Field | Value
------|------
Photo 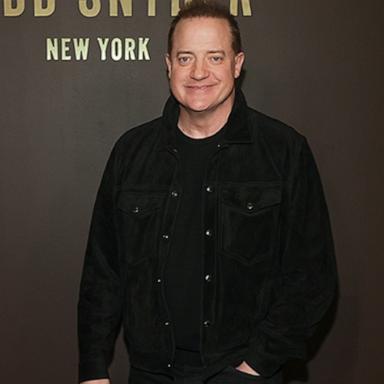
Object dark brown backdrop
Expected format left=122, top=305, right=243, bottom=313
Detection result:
left=1, top=1, right=383, bottom=383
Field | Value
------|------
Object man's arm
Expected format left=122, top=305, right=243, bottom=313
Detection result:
left=77, top=144, right=123, bottom=383
left=243, top=136, right=338, bottom=377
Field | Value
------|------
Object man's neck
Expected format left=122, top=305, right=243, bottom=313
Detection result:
left=177, top=91, right=235, bottom=139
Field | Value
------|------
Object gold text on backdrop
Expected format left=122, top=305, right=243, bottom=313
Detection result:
left=3, top=0, right=252, bottom=17
left=3, top=0, right=55, bottom=16
left=46, top=37, right=150, bottom=61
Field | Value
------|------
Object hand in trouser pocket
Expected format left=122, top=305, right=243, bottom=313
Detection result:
left=207, top=365, right=265, bottom=383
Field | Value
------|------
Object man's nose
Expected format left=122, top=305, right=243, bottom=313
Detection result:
left=190, top=59, right=209, bottom=80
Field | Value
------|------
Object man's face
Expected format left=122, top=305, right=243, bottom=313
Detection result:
left=166, top=17, right=244, bottom=115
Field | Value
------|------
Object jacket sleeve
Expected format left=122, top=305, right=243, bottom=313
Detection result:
left=77, top=143, right=123, bottom=382
left=244, top=136, right=338, bottom=377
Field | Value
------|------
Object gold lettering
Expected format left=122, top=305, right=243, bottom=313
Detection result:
left=61, top=38, right=72, bottom=60
left=78, top=0, right=101, bottom=17
left=147, top=0, right=155, bottom=17
left=73, top=38, right=90, bottom=60
left=111, top=38, right=123, bottom=60
left=230, top=0, right=252, bottom=16
left=138, top=37, right=150, bottom=60
left=97, top=37, right=109, bottom=61
left=46, top=38, right=58, bottom=60
left=125, top=38, right=136, bottom=60
left=110, top=0, right=132, bottom=16
left=34, top=0, right=55, bottom=17
left=3, top=0, right=25, bottom=16
left=5, top=0, right=254, bottom=19
left=171, top=0, right=178, bottom=16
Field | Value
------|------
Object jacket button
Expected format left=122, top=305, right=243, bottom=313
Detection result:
left=172, top=148, right=178, bottom=153
left=156, top=278, right=162, bottom=283
left=167, top=363, right=172, bottom=368
left=206, top=185, right=213, bottom=193
left=203, top=320, right=211, bottom=327
left=162, top=234, right=169, bottom=240
left=205, top=229, right=212, bottom=237
left=205, top=274, right=212, bottom=282
left=171, top=190, right=179, bottom=198
left=164, top=321, right=171, bottom=326
left=246, top=202, right=254, bottom=210
left=132, top=206, right=140, bottom=213
left=217, top=143, right=221, bottom=148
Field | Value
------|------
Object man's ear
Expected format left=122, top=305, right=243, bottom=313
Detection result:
left=234, top=51, right=245, bottom=79
left=165, top=53, right=172, bottom=79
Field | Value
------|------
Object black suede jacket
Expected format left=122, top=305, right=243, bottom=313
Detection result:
left=78, top=90, right=337, bottom=382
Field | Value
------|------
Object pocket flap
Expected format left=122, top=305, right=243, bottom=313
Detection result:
left=221, top=182, right=281, bottom=214
left=117, top=191, right=165, bottom=215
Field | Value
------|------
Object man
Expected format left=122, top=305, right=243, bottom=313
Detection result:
left=78, top=1, right=337, bottom=383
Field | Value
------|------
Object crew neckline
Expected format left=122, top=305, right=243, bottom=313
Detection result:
left=175, top=124, right=226, bottom=145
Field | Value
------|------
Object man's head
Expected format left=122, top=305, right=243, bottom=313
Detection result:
left=166, top=0, right=245, bottom=116
left=167, top=0, right=242, bottom=55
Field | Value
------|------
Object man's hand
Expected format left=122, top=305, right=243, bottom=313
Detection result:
left=234, top=361, right=261, bottom=376
left=80, top=380, right=110, bottom=384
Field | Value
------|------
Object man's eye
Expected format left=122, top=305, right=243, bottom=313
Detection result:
left=178, top=56, right=191, bottom=64
left=210, top=56, right=224, bottom=63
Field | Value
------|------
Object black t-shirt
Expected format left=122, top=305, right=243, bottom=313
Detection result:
left=164, top=123, right=226, bottom=371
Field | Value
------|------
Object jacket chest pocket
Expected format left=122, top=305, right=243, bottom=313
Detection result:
left=116, top=190, right=166, bottom=266
left=219, top=181, right=281, bottom=265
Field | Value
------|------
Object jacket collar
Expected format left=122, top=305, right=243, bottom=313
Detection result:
left=157, top=87, right=253, bottom=152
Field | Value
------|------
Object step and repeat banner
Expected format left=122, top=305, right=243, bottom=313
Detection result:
left=3, top=0, right=251, bottom=62
left=1, top=1, right=382, bottom=383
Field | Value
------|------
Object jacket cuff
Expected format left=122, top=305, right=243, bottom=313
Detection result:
left=79, top=359, right=109, bottom=383
left=243, top=332, right=306, bottom=378
left=243, top=341, right=282, bottom=377
left=243, top=349, right=282, bottom=378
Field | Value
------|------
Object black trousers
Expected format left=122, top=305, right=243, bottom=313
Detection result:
left=129, top=365, right=283, bottom=384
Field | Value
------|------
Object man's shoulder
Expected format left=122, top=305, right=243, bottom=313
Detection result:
left=246, top=106, right=305, bottom=147
left=113, top=116, right=163, bottom=151
left=245, top=106, right=308, bottom=174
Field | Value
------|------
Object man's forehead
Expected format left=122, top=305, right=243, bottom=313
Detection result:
left=173, top=17, right=231, bottom=38
left=172, top=17, right=232, bottom=48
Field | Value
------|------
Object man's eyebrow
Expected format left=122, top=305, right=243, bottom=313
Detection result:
left=176, top=51, right=194, bottom=55
left=175, top=50, right=226, bottom=55
left=207, top=50, right=225, bottom=55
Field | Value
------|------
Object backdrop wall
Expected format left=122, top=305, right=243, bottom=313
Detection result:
left=1, top=1, right=383, bottom=383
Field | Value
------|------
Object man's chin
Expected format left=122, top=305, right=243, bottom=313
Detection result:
left=185, top=104, right=212, bottom=113
left=181, top=98, right=230, bottom=114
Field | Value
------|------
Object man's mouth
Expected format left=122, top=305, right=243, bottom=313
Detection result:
left=185, top=84, right=216, bottom=91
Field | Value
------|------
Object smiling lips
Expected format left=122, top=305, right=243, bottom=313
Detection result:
left=185, top=84, right=217, bottom=91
